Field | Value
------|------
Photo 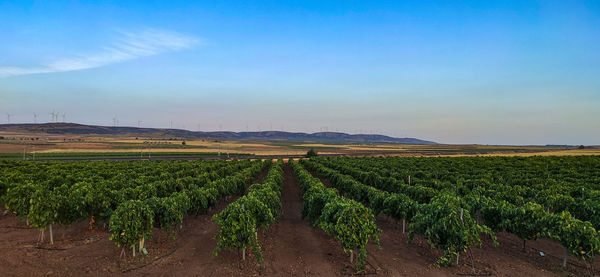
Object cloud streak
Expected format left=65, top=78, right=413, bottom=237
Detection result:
left=0, top=28, right=199, bottom=78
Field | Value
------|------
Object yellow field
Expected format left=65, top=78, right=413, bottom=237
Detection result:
left=35, top=148, right=248, bottom=154
left=1, top=132, right=597, bottom=157
left=291, top=143, right=346, bottom=148
left=455, top=149, right=600, bottom=157
left=22, top=144, right=600, bottom=157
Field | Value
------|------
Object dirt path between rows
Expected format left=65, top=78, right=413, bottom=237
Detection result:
left=2, top=163, right=598, bottom=276
left=257, top=163, right=345, bottom=276
left=0, top=166, right=272, bottom=277
left=136, top=162, right=349, bottom=276
left=307, top=166, right=599, bottom=277
left=132, top=165, right=274, bottom=276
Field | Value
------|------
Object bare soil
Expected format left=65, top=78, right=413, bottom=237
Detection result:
left=311, top=170, right=600, bottom=277
left=0, top=163, right=598, bottom=276
left=4, top=132, right=596, bottom=157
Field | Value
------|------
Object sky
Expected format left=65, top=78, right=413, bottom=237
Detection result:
left=1, top=0, right=599, bottom=145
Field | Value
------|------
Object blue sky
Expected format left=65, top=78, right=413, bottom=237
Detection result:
left=1, top=0, right=599, bottom=145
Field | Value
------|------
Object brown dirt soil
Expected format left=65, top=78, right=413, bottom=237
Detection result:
left=310, top=170, right=600, bottom=277
left=257, top=163, right=346, bottom=276
left=5, top=133, right=596, bottom=157
left=0, top=168, right=271, bottom=277
left=1, top=164, right=599, bottom=276
left=372, top=215, right=600, bottom=277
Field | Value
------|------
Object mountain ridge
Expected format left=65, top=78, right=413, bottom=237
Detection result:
left=0, top=123, right=437, bottom=144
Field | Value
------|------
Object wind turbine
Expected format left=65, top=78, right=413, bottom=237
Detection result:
left=113, top=117, right=119, bottom=127
left=49, top=110, right=57, bottom=122
left=6, top=113, right=13, bottom=124
left=61, top=113, right=66, bottom=123
left=33, top=113, right=38, bottom=124
left=137, top=120, right=142, bottom=128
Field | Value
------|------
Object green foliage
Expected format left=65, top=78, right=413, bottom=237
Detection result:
left=28, top=186, right=58, bottom=231
left=302, top=159, right=497, bottom=267
left=248, top=186, right=282, bottom=222
left=213, top=160, right=284, bottom=263
left=291, top=160, right=380, bottom=270
left=0, top=179, right=6, bottom=198
left=0, top=159, right=267, bottom=254
left=306, top=148, right=318, bottom=158
left=147, top=192, right=190, bottom=238
left=383, top=193, right=418, bottom=221
left=318, top=198, right=381, bottom=268
left=550, top=211, right=600, bottom=262
left=185, top=187, right=212, bottom=215
left=213, top=197, right=267, bottom=262
left=304, top=156, right=600, bottom=266
left=4, top=183, right=36, bottom=220
left=2, top=155, right=600, bottom=266
left=409, top=193, right=496, bottom=266
left=70, top=182, right=113, bottom=220
left=53, top=184, right=84, bottom=226
left=303, top=185, right=338, bottom=222
left=503, top=202, right=552, bottom=242
left=480, top=199, right=508, bottom=232
left=109, top=200, right=154, bottom=248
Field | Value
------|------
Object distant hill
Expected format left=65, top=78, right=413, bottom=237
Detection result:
left=0, top=123, right=437, bottom=144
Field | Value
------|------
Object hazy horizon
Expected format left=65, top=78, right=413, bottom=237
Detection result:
left=2, top=1, right=599, bottom=145
left=2, top=121, right=598, bottom=147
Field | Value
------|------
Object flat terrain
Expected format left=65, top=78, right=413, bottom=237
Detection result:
left=1, top=163, right=597, bottom=276
left=1, top=131, right=597, bottom=159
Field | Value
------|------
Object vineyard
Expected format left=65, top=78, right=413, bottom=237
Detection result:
left=301, top=156, right=600, bottom=270
left=0, top=156, right=599, bottom=276
left=0, top=159, right=269, bottom=255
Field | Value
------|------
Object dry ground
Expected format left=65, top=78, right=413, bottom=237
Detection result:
left=1, top=131, right=597, bottom=157
left=1, top=163, right=598, bottom=276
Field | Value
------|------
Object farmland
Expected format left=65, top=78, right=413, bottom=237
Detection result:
left=1, top=156, right=599, bottom=276
left=1, top=130, right=598, bottom=160
left=3, top=1, right=599, bottom=276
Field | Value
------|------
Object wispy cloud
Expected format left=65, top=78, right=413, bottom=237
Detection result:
left=0, top=28, right=200, bottom=78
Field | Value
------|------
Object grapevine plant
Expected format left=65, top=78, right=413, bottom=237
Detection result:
left=28, top=185, right=58, bottom=244
left=291, top=159, right=380, bottom=270
left=0, top=159, right=268, bottom=256
left=409, top=193, right=497, bottom=266
left=109, top=200, right=154, bottom=256
left=213, top=160, right=283, bottom=262
left=306, top=156, right=600, bottom=267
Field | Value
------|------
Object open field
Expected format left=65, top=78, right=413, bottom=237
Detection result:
left=3, top=1, right=598, bottom=276
left=2, top=157, right=599, bottom=276
left=1, top=131, right=597, bottom=159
